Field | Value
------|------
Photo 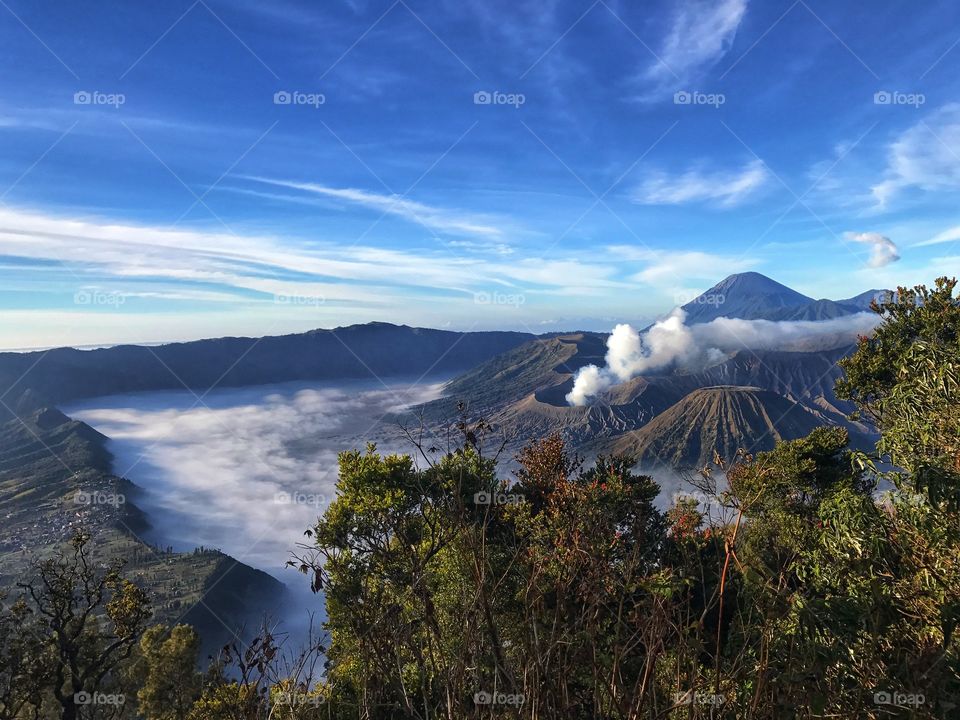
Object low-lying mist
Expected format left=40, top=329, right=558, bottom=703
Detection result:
left=66, top=378, right=446, bottom=635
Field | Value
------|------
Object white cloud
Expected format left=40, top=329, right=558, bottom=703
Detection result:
left=608, top=247, right=758, bottom=284
left=643, top=0, right=748, bottom=92
left=917, top=224, right=960, bottom=247
left=0, top=206, right=507, bottom=297
left=243, top=176, right=504, bottom=237
left=633, top=159, right=769, bottom=207
left=871, top=103, right=960, bottom=209
left=845, top=232, right=900, bottom=268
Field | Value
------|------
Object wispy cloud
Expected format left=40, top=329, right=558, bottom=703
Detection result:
left=243, top=177, right=504, bottom=237
left=917, top=224, right=960, bottom=247
left=608, top=246, right=758, bottom=284
left=872, top=103, right=960, bottom=209
left=642, top=0, right=748, bottom=95
left=0, top=204, right=617, bottom=307
left=0, top=204, right=653, bottom=347
left=633, top=158, right=768, bottom=207
left=845, top=231, right=900, bottom=268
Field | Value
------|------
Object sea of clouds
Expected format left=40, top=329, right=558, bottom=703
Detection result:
left=65, top=379, right=445, bottom=629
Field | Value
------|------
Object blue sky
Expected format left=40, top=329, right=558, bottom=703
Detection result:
left=1, top=0, right=960, bottom=348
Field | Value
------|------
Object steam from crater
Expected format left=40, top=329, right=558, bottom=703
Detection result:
left=565, top=308, right=881, bottom=406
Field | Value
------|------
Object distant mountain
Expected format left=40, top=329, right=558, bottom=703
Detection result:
left=0, top=323, right=535, bottom=417
left=681, top=272, right=889, bottom=323
left=681, top=272, right=814, bottom=323
left=840, top=288, right=891, bottom=311
left=598, top=386, right=824, bottom=469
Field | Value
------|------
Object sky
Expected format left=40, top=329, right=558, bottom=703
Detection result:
left=1, top=0, right=960, bottom=349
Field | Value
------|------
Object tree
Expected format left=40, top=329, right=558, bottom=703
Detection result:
left=838, top=277, right=960, bottom=506
left=292, top=429, right=670, bottom=719
left=16, top=529, right=152, bottom=720
left=136, top=625, right=202, bottom=720
left=0, top=595, right=51, bottom=719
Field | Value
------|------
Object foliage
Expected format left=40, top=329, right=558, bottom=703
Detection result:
left=135, top=625, right=202, bottom=720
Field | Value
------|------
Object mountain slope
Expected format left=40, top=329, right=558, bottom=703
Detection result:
left=840, top=288, right=890, bottom=310
left=602, top=386, right=824, bottom=469
left=0, top=407, right=282, bottom=650
left=418, top=332, right=606, bottom=420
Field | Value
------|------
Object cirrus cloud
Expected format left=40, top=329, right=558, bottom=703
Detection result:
left=633, top=159, right=769, bottom=207
left=642, top=0, right=748, bottom=95
left=871, top=104, right=960, bottom=209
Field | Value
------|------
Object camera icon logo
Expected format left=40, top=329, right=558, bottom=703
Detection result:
left=74, top=490, right=91, bottom=506
left=473, top=691, right=492, bottom=705
left=673, top=90, right=691, bottom=105
left=74, top=91, right=91, bottom=105
left=473, top=491, right=491, bottom=505
left=274, top=90, right=292, bottom=105
left=474, top=91, right=492, bottom=105
left=74, top=692, right=92, bottom=705
left=874, top=90, right=891, bottom=105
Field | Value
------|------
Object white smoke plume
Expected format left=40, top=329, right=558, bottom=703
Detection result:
left=565, top=309, right=881, bottom=406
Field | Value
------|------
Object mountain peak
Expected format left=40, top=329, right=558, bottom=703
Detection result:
left=682, top=272, right=815, bottom=324
left=709, top=272, right=812, bottom=301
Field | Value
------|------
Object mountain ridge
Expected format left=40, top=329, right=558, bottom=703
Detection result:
left=0, top=323, right=536, bottom=418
